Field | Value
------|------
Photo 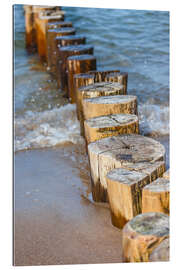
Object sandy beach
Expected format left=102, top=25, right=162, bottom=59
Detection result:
left=14, top=135, right=169, bottom=266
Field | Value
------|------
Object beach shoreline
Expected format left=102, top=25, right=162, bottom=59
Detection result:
left=14, top=135, right=169, bottom=266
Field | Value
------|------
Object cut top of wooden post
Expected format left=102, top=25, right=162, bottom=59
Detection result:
left=143, top=177, right=169, bottom=193
left=47, top=21, right=73, bottom=30
left=88, top=69, right=120, bottom=82
left=39, top=10, right=65, bottom=20
left=122, top=212, right=169, bottom=262
left=88, top=134, right=166, bottom=163
left=78, top=82, right=126, bottom=98
left=56, top=35, right=86, bottom=46
left=121, top=161, right=166, bottom=182
left=107, top=168, right=149, bottom=186
left=59, top=44, right=94, bottom=54
left=88, top=134, right=166, bottom=202
left=126, top=212, right=169, bottom=236
left=48, top=27, right=76, bottom=35
left=85, top=114, right=138, bottom=129
left=82, top=95, right=138, bottom=119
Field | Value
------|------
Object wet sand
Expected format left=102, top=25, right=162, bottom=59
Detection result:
left=14, top=143, right=123, bottom=266
left=14, top=136, right=169, bottom=266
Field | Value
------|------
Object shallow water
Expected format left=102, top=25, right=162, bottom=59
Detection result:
left=14, top=5, right=169, bottom=152
left=13, top=5, right=170, bottom=265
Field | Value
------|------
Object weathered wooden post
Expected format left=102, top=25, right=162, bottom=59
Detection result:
left=55, top=34, right=86, bottom=47
left=24, top=5, right=37, bottom=52
left=88, top=69, right=120, bottom=82
left=106, top=162, right=165, bottom=228
left=82, top=95, right=138, bottom=121
left=67, top=55, right=96, bottom=103
left=122, top=212, right=169, bottom=262
left=36, top=11, right=65, bottom=61
left=84, top=114, right=139, bottom=144
left=142, top=178, right=170, bottom=215
left=88, top=134, right=165, bottom=202
left=47, top=27, right=76, bottom=75
left=149, top=238, right=169, bottom=262
left=105, top=72, right=128, bottom=93
left=47, top=21, right=73, bottom=31
left=57, top=45, right=94, bottom=93
left=74, top=73, right=95, bottom=119
left=55, top=36, right=86, bottom=89
left=76, top=82, right=126, bottom=135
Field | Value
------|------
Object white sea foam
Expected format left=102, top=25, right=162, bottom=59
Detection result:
left=14, top=104, right=83, bottom=152
left=14, top=102, right=169, bottom=152
left=139, top=103, right=169, bottom=136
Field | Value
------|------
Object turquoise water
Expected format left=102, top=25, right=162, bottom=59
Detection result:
left=14, top=5, right=169, bottom=151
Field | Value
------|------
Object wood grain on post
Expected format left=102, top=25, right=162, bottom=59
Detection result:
left=24, top=5, right=37, bottom=52
left=149, top=238, right=169, bottom=262
left=55, top=36, right=86, bottom=89
left=106, top=161, right=165, bottom=229
left=47, top=27, right=76, bottom=75
left=74, top=73, right=95, bottom=119
left=77, top=82, right=126, bottom=135
left=122, top=212, right=169, bottom=262
left=47, top=21, right=72, bottom=31
left=142, top=178, right=170, bottom=215
left=82, top=95, right=138, bottom=122
left=88, top=134, right=166, bottom=202
left=163, top=169, right=170, bottom=180
left=84, top=114, right=139, bottom=144
left=121, top=161, right=166, bottom=183
left=56, top=35, right=86, bottom=48
left=67, top=55, right=96, bottom=103
left=88, top=69, right=120, bottom=82
left=105, top=72, right=128, bottom=93
left=107, top=168, right=150, bottom=229
left=57, top=45, right=94, bottom=93
left=36, top=11, right=65, bottom=61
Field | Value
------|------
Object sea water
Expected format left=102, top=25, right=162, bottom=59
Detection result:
left=14, top=5, right=169, bottom=152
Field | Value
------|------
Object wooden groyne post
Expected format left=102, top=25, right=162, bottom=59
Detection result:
left=57, top=44, right=94, bottom=93
left=67, top=54, right=97, bottom=103
left=122, top=212, right=169, bottom=262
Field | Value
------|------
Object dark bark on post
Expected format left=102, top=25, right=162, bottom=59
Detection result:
left=46, top=28, right=76, bottom=76
left=57, top=45, right=94, bottom=93
left=67, top=55, right=96, bottom=103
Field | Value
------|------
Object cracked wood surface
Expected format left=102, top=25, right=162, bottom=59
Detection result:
left=84, top=113, right=139, bottom=144
left=142, top=177, right=169, bottom=215
left=122, top=212, right=169, bottom=262
left=88, top=134, right=166, bottom=202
